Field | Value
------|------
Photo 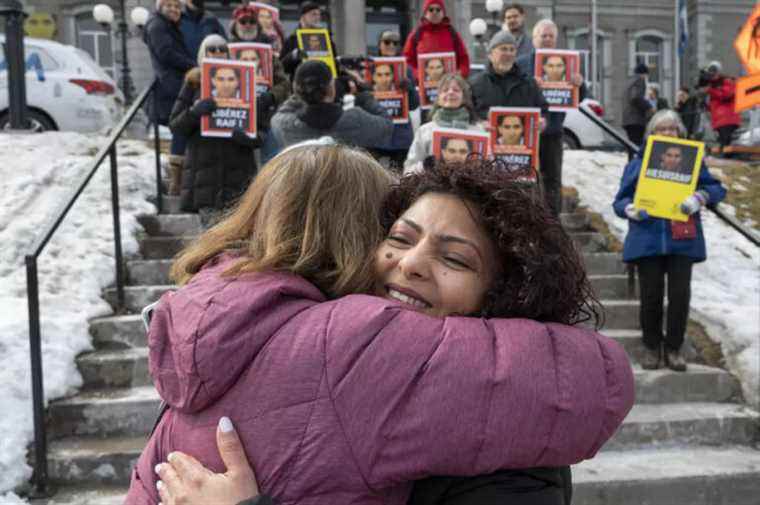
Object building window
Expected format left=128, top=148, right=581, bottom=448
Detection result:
left=634, top=35, right=662, bottom=84
left=75, top=16, right=114, bottom=77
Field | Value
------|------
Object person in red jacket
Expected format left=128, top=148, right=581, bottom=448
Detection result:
left=701, top=62, right=741, bottom=155
left=402, top=0, right=470, bottom=81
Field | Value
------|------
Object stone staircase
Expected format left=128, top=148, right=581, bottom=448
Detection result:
left=34, top=195, right=760, bottom=504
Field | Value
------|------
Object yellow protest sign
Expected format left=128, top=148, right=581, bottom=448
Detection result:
left=297, top=28, right=337, bottom=77
left=633, top=135, right=705, bottom=222
left=734, top=3, right=760, bottom=75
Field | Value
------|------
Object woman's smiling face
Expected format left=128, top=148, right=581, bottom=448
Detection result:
left=374, top=193, right=498, bottom=318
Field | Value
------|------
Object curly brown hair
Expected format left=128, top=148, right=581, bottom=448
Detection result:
left=381, top=158, right=603, bottom=327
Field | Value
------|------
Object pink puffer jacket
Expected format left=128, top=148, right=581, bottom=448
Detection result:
left=126, top=256, right=634, bottom=504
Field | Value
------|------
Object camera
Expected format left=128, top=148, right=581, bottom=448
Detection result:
left=334, top=55, right=371, bottom=102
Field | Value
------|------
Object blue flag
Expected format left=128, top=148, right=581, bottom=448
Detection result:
left=678, top=0, right=688, bottom=56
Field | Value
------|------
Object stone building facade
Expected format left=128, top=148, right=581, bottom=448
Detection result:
left=7, top=0, right=755, bottom=126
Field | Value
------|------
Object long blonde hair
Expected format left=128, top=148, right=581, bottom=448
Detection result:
left=170, top=142, right=392, bottom=298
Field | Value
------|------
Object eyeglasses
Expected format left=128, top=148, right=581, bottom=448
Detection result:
left=427, top=6, right=442, bottom=13
left=237, top=18, right=256, bottom=25
left=207, top=45, right=228, bottom=53
left=381, top=39, right=399, bottom=46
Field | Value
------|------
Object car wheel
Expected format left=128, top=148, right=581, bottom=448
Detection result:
left=563, top=130, right=580, bottom=150
left=0, top=110, right=57, bottom=132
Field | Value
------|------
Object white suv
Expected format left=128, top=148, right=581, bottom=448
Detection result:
left=0, top=36, right=124, bottom=132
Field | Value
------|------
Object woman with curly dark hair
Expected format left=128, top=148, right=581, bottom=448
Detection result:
left=132, top=146, right=631, bottom=505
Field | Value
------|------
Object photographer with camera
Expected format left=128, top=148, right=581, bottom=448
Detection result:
left=698, top=61, right=741, bottom=156
left=271, top=60, right=393, bottom=148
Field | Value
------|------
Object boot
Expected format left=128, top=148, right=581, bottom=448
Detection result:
left=641, top=344, right=661, bottom=370
left=167, top=155, right=184, bottom=196
left=665, top=348, right=687, bottom=372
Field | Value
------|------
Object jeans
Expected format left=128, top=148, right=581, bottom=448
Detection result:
left=635, top=255, right=693, bottom=352
left=260, top=129, right=281, bottom=166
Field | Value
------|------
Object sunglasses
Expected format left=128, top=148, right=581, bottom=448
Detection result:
left=207, top=45, right=228, bottom=52
left=381, top=39, right=399, bottom=46
left=427, top=6, right=442, bottom=13
left=237, top=17, right=256, bottom=25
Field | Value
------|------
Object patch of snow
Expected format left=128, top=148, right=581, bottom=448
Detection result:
left=0, top=132, right=156, bottom=495
left=732, top=182, right=748, bottom=192
left=564, top=150, right=760, bottom=410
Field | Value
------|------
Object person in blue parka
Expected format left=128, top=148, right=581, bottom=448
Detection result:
left=613, top=109, right=726, bottom=372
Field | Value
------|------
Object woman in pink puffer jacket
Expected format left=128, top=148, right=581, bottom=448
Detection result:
left=127, top=145, right=634, bottom=505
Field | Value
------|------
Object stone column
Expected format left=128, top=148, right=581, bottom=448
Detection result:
left=331, top=0, right=365, bottom=56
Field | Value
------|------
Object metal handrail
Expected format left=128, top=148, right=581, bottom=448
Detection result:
left=578, top=106, right=760, bottom=248
left=24, top=78, right=162, bottom=497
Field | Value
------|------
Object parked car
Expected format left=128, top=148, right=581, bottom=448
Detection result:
left=467, top=63, right=617, bottom=150
left=0, top=36, right=123, bottom=132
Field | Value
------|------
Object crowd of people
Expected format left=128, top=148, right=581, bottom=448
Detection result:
left=132, top=1, right=728, bottom=504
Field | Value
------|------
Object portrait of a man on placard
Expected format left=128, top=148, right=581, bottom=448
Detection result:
left=211, top=66, right=242, bottom=100
left=441, top=137, right=472, bottom=163
left=542, top=54, right=567, bottom=82
left=372, top=63, right=396, bottom=92
left=496, top=114, right=525, bottom=146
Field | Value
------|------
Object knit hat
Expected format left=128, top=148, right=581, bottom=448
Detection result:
left=295, top=60, right=332, bottom=95
left=423, top=0, right=446, bottom=15
left=232, top=4, right=257, bottom=20
left=299, top=1, right=321, bottom=16
left=488, top=30, right=516, bottom=52
left=634, top=63, right=649, bottom=75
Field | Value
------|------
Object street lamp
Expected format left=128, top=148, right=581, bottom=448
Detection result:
left=93, top=2, right=149, bottom=105
left=485, top=0, right=504, bottom=26
left=470, top=0, right=504, bottom=61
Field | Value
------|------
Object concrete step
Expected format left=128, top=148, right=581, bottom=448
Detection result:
left=160, top=195, right=183, bottom=214
left=127, top=259, right=173, bottom=286
left=574, top=446, right=760, bottom=505
left=77, top=348, right=150, bottom=389
left=582, top=252, right=627, bottom=276
left=90, top=315, right=145, bottom=349
left=589, top=274, right=635, bottom=299
left=604, top=402, right=760, bottom=450
left=560, top=212, right=590, bottom=231
left=590, top=300, right=640, bottom=330
left=631, top=364, right=740, bottom=404
left=571, top=232, right=607, bottom=253
left=139, top=236, right=195, bottom=260
left=48, top=436, right=145, bottom=486
left=103, top=285, right=174, bottom=313
left=137, top=213, right=201, bottom=237
left=30, top=484, right=127, bottom=504
left=47, top=386, right=160, bottom=439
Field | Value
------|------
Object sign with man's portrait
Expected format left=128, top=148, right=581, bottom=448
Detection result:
left=200, top=58, right=257, bottom=138
left=488, top=107, right=541, bottom=180
left=418, top=52, right=456, bottom=109
left=249, top=1, right=280, bottom=22
left=634, top=135, right=705, bottom=221
left=297, top=28, right=337, bottom=76
left=534, top=49, right=580, bottom=110
left=365, top=57, right=409, bottom=124
left=229, top=42, right=273, bottom=93
left=431, top=128, right=490, bottom=164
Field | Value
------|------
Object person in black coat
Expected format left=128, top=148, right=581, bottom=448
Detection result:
left=169, top=35, right=263, bottom=226
left=143, top=0, right=198, bottom=196
left=280, top=2, right=338, bottom=79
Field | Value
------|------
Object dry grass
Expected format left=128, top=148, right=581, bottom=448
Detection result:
left=704, top=156, right=760, bottom=230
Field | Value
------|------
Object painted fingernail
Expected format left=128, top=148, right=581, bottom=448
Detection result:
left=154, top=463, right=163, bottom=475
left=219, top=416, right=234, bottom=433
left=156, top=480, right=163, bottom=490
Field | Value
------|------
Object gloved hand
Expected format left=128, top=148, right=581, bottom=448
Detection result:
left=231, top=127, right=263, bottom=149
left=191, top=98, right=217, bottom=117
left=397, top=78, right=410, bottom=91
left=680, top=191, right=707, bottom=215
left=625, top=203, right=649, bottom=221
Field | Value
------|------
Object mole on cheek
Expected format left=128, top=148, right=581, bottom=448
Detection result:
left=385, top=252, right=393, bottom=259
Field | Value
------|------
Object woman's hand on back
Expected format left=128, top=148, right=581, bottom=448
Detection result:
left=155, top=417, right=260, bottom=505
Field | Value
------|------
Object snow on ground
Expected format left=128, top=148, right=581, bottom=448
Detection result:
left=564, top=150, right=760, bottom=410
left=0, top=132, right=156, bottom=496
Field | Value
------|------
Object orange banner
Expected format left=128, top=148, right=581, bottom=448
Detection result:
left=735, top=74, right=760, bottom=113
left=734, top=3, right=760, bottom=75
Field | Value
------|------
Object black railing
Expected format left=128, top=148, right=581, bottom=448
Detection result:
left=24, top=79, right=162, bottom=496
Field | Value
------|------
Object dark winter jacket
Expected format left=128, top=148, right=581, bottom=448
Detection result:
left=271, top=92, right=393, bottom=148
left=374, top=66, right=420, bottom=152
left=622, top=75, right=652, bottom=128
left=143, top=12, right=197, bottom=125
left=179, top=7, right=226, bottom=59
left=516, top=51, right=589, bottom=136
left=612, top=153, right=726, bottom=263
left=169, top=70, right=261, bottom=212
left=402, top=0, right=470, bottom=80
left=469, top=62, right=548, bottom=120
left=676, top=96, right=700, bottom=137
left=706, top=76, right=741, bottom=129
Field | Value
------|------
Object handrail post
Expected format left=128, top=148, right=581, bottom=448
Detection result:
left=153, top=84, right=163, bottom=214
left=109, top=146, right=125, bottom=309
left=25, top=255, right=48, bottom=497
